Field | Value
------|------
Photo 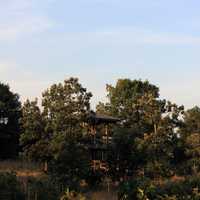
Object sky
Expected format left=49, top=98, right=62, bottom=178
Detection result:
left=1, top=0, right=200, bottom=109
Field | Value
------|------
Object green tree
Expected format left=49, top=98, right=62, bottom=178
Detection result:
left=181, top=106, right=200, bottom=136
left=49, top=140, right=90, bottom=189
left=177, top=107, right=200, bottom=175
left=42, top=78, right=92, bottom=187
left=107, top=127, right=146, bottom=181
left=0, top=83, right=21, bottom=158
left=97, top=79, right=161, bottom=133
left=98, top=79, right=185, bottom=180
left=20, top=78, right=92, bottom=188
left=20, top=99, right=50, bottom=161
left=42, top=78, right=92, bottom=158
left=143, top=102, right=184, bottom=178
left=97, top=79, right=165, bottom=180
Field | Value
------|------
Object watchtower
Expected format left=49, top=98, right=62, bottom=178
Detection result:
left=86, top=112, right=120, bottom=171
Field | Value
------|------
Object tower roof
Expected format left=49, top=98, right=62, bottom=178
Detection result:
left=87, top=112, right=120, bottom=125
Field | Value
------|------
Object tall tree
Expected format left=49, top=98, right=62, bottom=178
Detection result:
left=0, top=83, right=21, bottom=158
left=20, top=99, right=49, bottom=161
left=181, top=106, right=200, bottom=136
left=20, top=78, right=92, bottom=187
left=97, top=79, right=162, bottom=133
left=177, top=107, right=200, bottom=175
left=42, top=78, right=92, bottom=155
left=97, top=79, right=185, bottom=180
left=42, top=78, right=92, bottom=187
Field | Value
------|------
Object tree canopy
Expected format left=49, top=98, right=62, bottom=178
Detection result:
left=20, top=78, right=92, bottom=187
left=0, top=82, right=21, bottom=158
left=2, top=77, right=200, bottom=199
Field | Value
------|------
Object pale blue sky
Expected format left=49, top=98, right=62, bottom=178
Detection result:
left=1, top=0, right=200, bottom=108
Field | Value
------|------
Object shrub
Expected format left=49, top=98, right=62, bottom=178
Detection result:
left=0, top=172, right=25, bottom=200
left=26, top=176, right=60, bottom=200
left=60, top=190, right=86, bottom=200
left=118, top=176, right=200, bottom=200
left=118, top=177, right=156, bottom=200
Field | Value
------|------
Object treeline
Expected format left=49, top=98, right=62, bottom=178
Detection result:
left=1, top=78, right=200, bottom=199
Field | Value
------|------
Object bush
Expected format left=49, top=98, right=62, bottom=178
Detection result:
left=60, top=190, right=86, bottom=200
left=118, top=176, right=200, bottom=200
left=156, top=176, right=200, bottom=200
left=118, top=177, right=156, bottom=200
left=48, top=140, right=91, bottom=191
left=26, top=176, right=60, bottom=200
left=0, top=172, right=25, bottom=200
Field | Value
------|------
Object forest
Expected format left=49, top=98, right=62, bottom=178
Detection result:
left=1, top=77, right=200, bottom=200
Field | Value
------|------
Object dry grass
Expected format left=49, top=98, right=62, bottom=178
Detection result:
left=86, top=183, right=118, bottom=200
left=0, top=159, right=44, bottom=178
left=87, top=190, right=118, bottom=200
left=0, top=160, right=118, bottom=199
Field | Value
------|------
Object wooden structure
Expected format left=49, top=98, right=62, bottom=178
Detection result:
left=86, top=112, right=120, bottom=171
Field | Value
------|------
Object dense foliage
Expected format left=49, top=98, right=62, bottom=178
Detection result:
left=0, top=82, right=21, bottom=158
left=2, top=77, right=200, bottom=199
left=20, top=78, right=92, bottom=187
left=118, top=176, right=200, bottom=200
left=0, top=172, right=25, bottom=200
